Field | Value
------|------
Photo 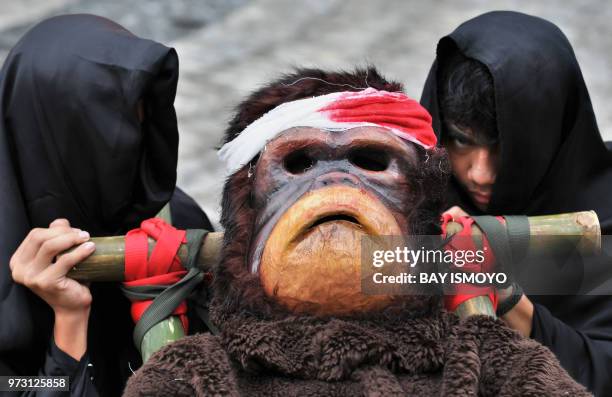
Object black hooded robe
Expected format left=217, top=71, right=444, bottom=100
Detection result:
left=421, top=11, right=612, bottom=396
left=0, top=15, right=212, bottom=396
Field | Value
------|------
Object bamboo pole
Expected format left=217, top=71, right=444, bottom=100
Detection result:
left=66, top=211, right=600, bottom=283
left=63, top=212, right=601, bottom=327
left=110, top=207, right=610, bottom=358
left=455, top=296, right=497, bottom=319
left=61, top=211, right=602, bottom=360
left=139, top=205, right=180, bottom=361
left=67, top=233, right=224, bottom=282
left=140, top=316, right=185, bottom=362
left=443, top=211, right=601, bottom=256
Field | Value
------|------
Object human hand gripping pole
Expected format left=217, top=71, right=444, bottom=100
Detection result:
left=441, top=214, right=500, bottom=318
left=9, top=218, right=95, bottom=361
left=442, top=213, right=535, bottom=318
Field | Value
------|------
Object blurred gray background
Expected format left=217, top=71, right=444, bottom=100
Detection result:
left=2, top=0, right=611, bottom=228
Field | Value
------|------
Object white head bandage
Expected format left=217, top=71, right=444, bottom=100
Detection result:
left=218, top=88, right=436, bottom=175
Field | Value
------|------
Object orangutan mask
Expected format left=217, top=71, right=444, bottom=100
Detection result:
left=218, top=88, right=440, bottom=316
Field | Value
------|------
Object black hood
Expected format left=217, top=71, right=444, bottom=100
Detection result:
left=421, top=11, right=612, bottom=232
left=0, top=14, right=180, bottom=373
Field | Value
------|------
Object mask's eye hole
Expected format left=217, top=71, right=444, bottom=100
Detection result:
left=283, top=150, right=316, bottom=174
left=349, top=148, right=389, bottom=171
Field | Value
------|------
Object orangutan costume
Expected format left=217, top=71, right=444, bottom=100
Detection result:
left=123, top=68, right=590, bottom=396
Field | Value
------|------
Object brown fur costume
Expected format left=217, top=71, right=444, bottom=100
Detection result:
left=124, top=309, right=588, bottom=396
left=123, top=68, right=590, bottom=396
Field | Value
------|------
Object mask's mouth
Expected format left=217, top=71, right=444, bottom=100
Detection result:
left=283, top=185, right=398, bottom=246
left=307, top=214, right=361, bottom=230
left=258, top=185, right=403, bottom=316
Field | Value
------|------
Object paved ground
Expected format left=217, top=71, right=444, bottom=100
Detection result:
left=1, top=0, right=611, bottom=227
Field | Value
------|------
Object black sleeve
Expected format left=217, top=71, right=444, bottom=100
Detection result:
left=169, top=187, right=214, bottom=231
left=531, top=302, right=612, bottom=396
left=17, top=339, right=99, bottom=397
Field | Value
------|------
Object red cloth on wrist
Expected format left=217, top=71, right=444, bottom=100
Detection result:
left=123, top=218, right=189, bottom=331
left=441, top=214, right=500, bottom=312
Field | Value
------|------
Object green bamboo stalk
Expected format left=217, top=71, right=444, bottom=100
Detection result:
left=455, top=296, right=496, bottom=319
left=66, top=211, right=600, bottom=283
left=63, top=211, right=601, bottom=324
left=140, top=316, right=185, bottom=362
left=139, top=205, right=182, bottom=362
left=67, top=232, right=223, bottom=282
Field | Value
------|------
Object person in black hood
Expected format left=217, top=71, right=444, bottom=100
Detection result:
left=421, top=11, right=612, bottom=396
left=0, top=14, right=213, bottom=396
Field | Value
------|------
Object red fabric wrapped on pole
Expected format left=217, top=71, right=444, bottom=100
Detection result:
left=123, top=218, right=190, bottom=332
left=440, top=214, right=499, bottom=312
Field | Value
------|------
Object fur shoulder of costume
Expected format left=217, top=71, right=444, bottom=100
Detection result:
left=123, top=333, right=241, bottom=396
left=123, top=316, right=591, bottom=396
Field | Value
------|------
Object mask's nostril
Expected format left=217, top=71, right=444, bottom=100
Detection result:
left=348, top=148, right=390, bottom=172
left=283, top=150, right=316, bottom=175
left=314, top=172, right=360, bottom=189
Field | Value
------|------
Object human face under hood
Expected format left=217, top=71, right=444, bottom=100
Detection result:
left=421, top=11, right=612, bottom=232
